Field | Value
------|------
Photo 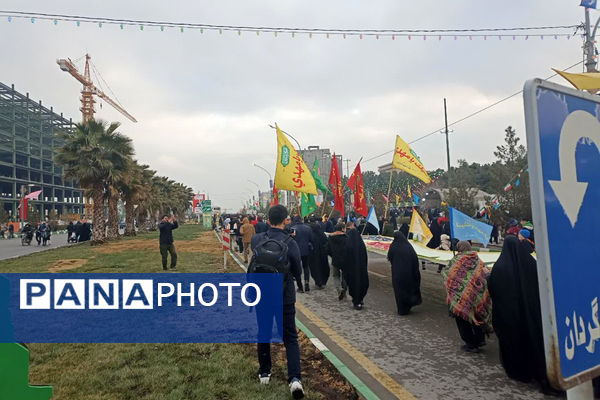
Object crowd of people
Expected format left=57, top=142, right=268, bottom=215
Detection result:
left=215, top=204, right=579, bottom=397
left=0, top=219, right=92, bottom=244
left=220, top=212, right=370, bottom=310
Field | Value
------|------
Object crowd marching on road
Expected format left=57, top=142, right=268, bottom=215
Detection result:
left=214, top=204, right=600, bottom=399
left=1, top=219, right=93, bottom=246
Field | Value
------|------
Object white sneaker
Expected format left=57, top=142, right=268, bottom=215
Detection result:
left=259, top=373, right=271, bottom=384
left=289, top=378, right=304, bottom=399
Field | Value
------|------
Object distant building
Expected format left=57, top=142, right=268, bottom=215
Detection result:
left=427, top=188, right=491, bottom=210
left=258, top=190, right=270, bottom=209
left=298, top=146, right=343, bottom=183
left=0, top=82, right=84, bottom=219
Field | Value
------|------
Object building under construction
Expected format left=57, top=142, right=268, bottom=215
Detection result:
left=0, top=82, right=84, bottom=218
left=298, top=146, right=343, bottom=181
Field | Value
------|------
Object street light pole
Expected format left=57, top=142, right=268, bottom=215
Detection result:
left=19, top=184, right=26, bottom=228
left=247, top=180, right=260, bottom=207
left=444, top=98, right=451, bottom=188
left=253, top=163, right=273, bottom=207
left=269, top=124, right=302, bottom=150
left=253, top=163, right=273, bottom=184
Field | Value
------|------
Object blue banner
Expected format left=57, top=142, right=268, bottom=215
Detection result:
left=449, top=207, right=493, bottom=247
left=0, top=273, right=283, bottom=343
left=581, top=0, right=598, bottom=9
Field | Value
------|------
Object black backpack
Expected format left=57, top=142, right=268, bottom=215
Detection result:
left=247, top=233, right=293, bottom=280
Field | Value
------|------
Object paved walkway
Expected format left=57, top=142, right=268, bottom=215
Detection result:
left=0, top=233, right=72, bottom=260
left=295, top=251, right=555, bottom=400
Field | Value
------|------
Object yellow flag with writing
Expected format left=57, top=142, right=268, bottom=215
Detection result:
left=392, top=135, right=431, bottom=184
left=274, top=125, right=317, bottom=195
left=409, top=208, right=433, bottom=246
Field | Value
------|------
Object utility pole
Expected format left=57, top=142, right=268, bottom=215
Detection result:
left=444, top=98, right=451, bottom=187
left=584, top=7, right=598, bottom=72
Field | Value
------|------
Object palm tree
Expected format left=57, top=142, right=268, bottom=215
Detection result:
left=119, top=161, right=151, bottom=236
left=134, top=168, right=157, bottom=232
left=104, top=137, right=134, bottom=240
left=55, top=119, right=133, bottom=243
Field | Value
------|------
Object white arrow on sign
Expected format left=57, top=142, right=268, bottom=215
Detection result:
left=548, top=110, right=600, bottom=228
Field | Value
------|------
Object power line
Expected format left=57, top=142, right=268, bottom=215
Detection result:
left=0, top=10, right=580, bottom=36
left=362, top=60, right=584, bottom=164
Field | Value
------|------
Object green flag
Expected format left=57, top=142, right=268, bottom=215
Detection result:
left=311, top=159, right=329, bottom=193
left=301, top=192, right=317, bottom=217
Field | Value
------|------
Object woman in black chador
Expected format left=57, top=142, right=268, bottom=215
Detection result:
left=387, top=231, right=422, bottom=315
left=488, top=235, right=559, bottom=396
left=427, top=217, right=442, bottom=249
left=344, top=228, right=369, bottom=310
left=308, top=219, right=330, bottom=288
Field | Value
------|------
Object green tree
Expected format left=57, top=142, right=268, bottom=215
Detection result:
left=447, top=159, right=479, bottom=216
left=48, top=209, right=59, bottom=231
left=491, top=126, right=531, bottom=225
left=26, top=206, right=41, bottom=225
left=55, top=119, right=132, bottom=243
left=0, top=203, right=8, bottom=224
left=119, top=161, right=151, bottom=236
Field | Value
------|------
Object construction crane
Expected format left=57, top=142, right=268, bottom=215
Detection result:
left=57, top=54, right=137, bottom=123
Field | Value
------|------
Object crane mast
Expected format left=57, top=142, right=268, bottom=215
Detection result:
left=57, top=54, right=137, bottom=123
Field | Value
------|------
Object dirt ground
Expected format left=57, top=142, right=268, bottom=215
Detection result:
left=89, top=233, right=225, bottom=255
left=47, top=258, right=89, bottom=272
left=270, top=332, right=359, bottom=399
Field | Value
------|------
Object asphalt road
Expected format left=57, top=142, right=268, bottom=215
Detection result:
left=0, top=233, right=73, bottom=260
left=297, top=251, right=556, bottom=400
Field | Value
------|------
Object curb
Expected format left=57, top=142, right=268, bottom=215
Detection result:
left=213, top=230, right=381, bottom=400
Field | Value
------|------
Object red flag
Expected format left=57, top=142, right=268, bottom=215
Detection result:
left=328, top=153, right=344, bottom=217
left=271, top=187, right=279, bottom=205
left=346, top=160, right=368, bottom=217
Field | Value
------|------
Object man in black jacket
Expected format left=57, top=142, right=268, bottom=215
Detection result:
left=251, top=205, right=304, bottom=398
left=254, top=215, right=268, bottom=233
left=158, top=215, right=178, bottom=270
left=291, top=216, right=314, bottom=292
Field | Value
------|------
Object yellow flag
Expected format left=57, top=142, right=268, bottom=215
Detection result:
left=392, top=135, right=431, bottom=184
left=274, top=125, right=317, bottom=195
left=552, top=68, right=600, bottom=91
left=409, top=208, right=433, bottom=246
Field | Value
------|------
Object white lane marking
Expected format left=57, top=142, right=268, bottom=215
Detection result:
left=368, top=271, right=387, bottom=278
left=310, top=337, right=329, bottom=352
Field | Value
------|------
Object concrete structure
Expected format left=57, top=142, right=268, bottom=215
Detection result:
left=298, top=145, right=343, bottom=182
left=0, top=82, right=84, bottom=219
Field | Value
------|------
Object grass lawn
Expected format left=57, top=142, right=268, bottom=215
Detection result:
left=1, top=224, right=358, bottom=400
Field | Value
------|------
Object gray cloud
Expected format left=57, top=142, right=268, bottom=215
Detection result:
left=0, top=0, right=585, bottom=209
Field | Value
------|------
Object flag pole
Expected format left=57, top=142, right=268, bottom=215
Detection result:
left=320, top=187, right=330, bottom=214
left=328, top=205, right=335, bottom=220
left=361, top=213, right=369, bottom=235
left=295, top=192, right=301, bottom=216
left=384, top=170, right=393, bottom=218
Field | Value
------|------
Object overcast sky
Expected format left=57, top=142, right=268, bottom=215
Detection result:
left=0, top=1, right=588, bottom=210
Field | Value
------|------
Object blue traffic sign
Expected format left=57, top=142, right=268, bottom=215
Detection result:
left=524, top=79, right=600, bottom=388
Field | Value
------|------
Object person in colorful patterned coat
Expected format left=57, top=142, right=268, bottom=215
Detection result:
left=442, top=241, right=492, bottom=353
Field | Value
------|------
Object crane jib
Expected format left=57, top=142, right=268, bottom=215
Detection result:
left=56, top=53, right=137, bottom=123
